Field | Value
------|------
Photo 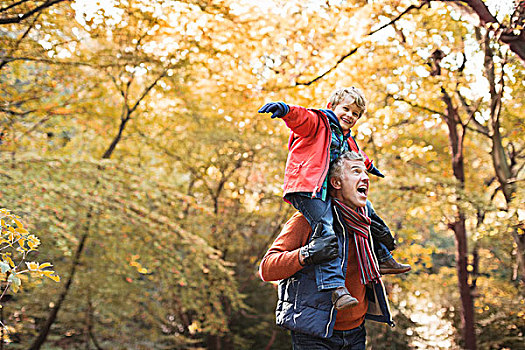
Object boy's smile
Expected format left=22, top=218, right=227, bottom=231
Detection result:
left=331, top=96, right=363, bottom=132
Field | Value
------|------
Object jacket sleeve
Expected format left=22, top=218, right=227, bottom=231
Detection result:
left=259, top=212, right=312, bottom=281
left=281, top=105, right=323, bottom=138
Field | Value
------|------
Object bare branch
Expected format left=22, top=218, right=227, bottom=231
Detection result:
left=1, top=56, right=121, bottom=68
left=456, top=92, right=488, bottom=135
left=0, top=0, right=30, bottom=13
left=0, top=0, right=70, bottom=25
left=128, top=70, right=166, bottom=115
left=369, top=1, right=431, bottom=36
left=296, top=47, right=358, bottom=86
left=295, top=1, right=431, bottom=85
left=444, top=0, right=525, bottom=63
left=387, top=93, right=446, bottom=117
left=0, top=12, right=41, bottom=70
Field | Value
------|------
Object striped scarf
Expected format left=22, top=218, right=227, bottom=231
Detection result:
left=333, top=198, right=381, bottom=284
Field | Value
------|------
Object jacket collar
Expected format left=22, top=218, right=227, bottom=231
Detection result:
left=320, top=109, right=351, bottom=137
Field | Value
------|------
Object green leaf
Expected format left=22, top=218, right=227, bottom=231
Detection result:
left=0, top=261, right=11, bottom=274
left=7, top=273, right=21, bottom=286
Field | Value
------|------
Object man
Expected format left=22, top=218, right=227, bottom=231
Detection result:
left=259, top=151, right=396, bottom=349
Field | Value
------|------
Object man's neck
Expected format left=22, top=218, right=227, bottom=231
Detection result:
left=333, top=194, right=357, bottom=211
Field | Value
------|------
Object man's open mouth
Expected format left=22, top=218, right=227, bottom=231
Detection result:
left=357, top=185, right=367, bottom=194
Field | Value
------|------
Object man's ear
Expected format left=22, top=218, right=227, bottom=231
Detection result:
left=330, top=176, right=342, bottom=189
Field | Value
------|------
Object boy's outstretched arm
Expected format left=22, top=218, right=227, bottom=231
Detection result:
left=259, top=102, right=323, bottom=137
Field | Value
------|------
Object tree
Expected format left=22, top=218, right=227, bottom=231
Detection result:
left=445, top=0, right=525, bottom=63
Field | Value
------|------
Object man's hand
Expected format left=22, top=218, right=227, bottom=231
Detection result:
left=258, top=102, right=289, bottom=119
left=299, top=223, right=339, bottom=266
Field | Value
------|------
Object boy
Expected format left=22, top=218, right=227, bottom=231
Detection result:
left=259, top=87, right=409, bottom=310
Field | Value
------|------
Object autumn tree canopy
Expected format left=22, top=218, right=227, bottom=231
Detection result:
left=0, top=0, right=523, bottom=349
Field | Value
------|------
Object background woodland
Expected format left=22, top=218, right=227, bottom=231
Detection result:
left=0, top=0, right=524, bottom=349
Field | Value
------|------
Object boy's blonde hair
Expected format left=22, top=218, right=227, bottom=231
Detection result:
left=327, top=87, right=367, bottom=116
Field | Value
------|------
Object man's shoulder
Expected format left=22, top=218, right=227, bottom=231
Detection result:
left=280, top=211, right=311, bottom=243
left=286, top=211, right=309, bottom=227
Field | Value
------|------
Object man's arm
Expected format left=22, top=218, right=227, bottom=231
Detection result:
left=259, top=212, right=311, bottom=282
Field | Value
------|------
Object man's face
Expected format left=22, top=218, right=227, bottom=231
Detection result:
left=333, top=159, right=369, bottom=209
left=331, top=96, right=363, bottom=133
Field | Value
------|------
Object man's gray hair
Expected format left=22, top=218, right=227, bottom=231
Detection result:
left=330, top=151, right=365, bottom=181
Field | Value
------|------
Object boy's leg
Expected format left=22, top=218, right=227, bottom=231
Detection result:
left=374, top=242, right=393, bottom=264
left=286, top=194, right=345, bottom=291
left=377, top=241, right=411, bottom=274
left=367, top=201, right=411, bottom=274
left=366, top=200, right=396, bottom=251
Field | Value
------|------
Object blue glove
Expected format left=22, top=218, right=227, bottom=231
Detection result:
left=258, top=102, right=289, bottom=119
left=368, top=164, right=385, bottom=178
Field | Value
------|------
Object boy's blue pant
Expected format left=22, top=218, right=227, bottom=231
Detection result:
left=286, top=194, right=391, bottom=292
left=286, top=194, right=345, bottom=291
left=375, top=242, right=392, bottom=263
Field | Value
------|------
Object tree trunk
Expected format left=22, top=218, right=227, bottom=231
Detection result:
left=451, top=216, right=476, bottom=350
left=441, top=88, right=477, bottom=349
left=102, top=113, right=130, bottom=159
left=29, top=214, right=91, bottom=350
left=481, top=30, right=524, bottom=282
left=512, top=228, right=525, bottom=283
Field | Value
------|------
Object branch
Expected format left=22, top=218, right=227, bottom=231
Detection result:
left=444, top=0, right=525, bottom=63
left=0, top=12, right=41, bottom=70
left=0, top=0, right=30, bottom=13
left=369, top=1, right=431, bottom=36
left=128, top=70, right=166, bottom=115
left=0, top=0, right=70, bottom=25
left=459, top=0, right=499, bottom=25
left=0, top=107, right=39, bottom=116
left=387, top=93, right=446, bottom=117
left=296, top=47, right=358, bottom=86
left=456, top=92, right=487, bottom=135
left=0, top=56, right=121, bottom=68
left=107, top=71, right=127, bottom=101
left=295, top=1, right=431, bottom=86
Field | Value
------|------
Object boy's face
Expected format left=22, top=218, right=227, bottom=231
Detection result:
left=330, top=96, right=363, bottom=132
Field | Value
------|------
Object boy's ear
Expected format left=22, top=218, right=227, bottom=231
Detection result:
left=330, top=176, right=342, bottom=189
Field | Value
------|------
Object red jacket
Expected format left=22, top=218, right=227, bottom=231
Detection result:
left=281, top=105, right=376, bottom=198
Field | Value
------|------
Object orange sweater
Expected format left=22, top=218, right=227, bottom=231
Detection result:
left=259, top=212, right=367, bottom=330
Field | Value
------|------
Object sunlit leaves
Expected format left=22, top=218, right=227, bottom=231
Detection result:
left=0, top=208, right=59, bottom=302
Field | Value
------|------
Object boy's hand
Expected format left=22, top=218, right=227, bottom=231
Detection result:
left=258, top=102, right=289, bottom=119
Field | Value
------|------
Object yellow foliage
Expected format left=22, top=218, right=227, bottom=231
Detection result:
left=0, top=209, right=60, bottom=303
